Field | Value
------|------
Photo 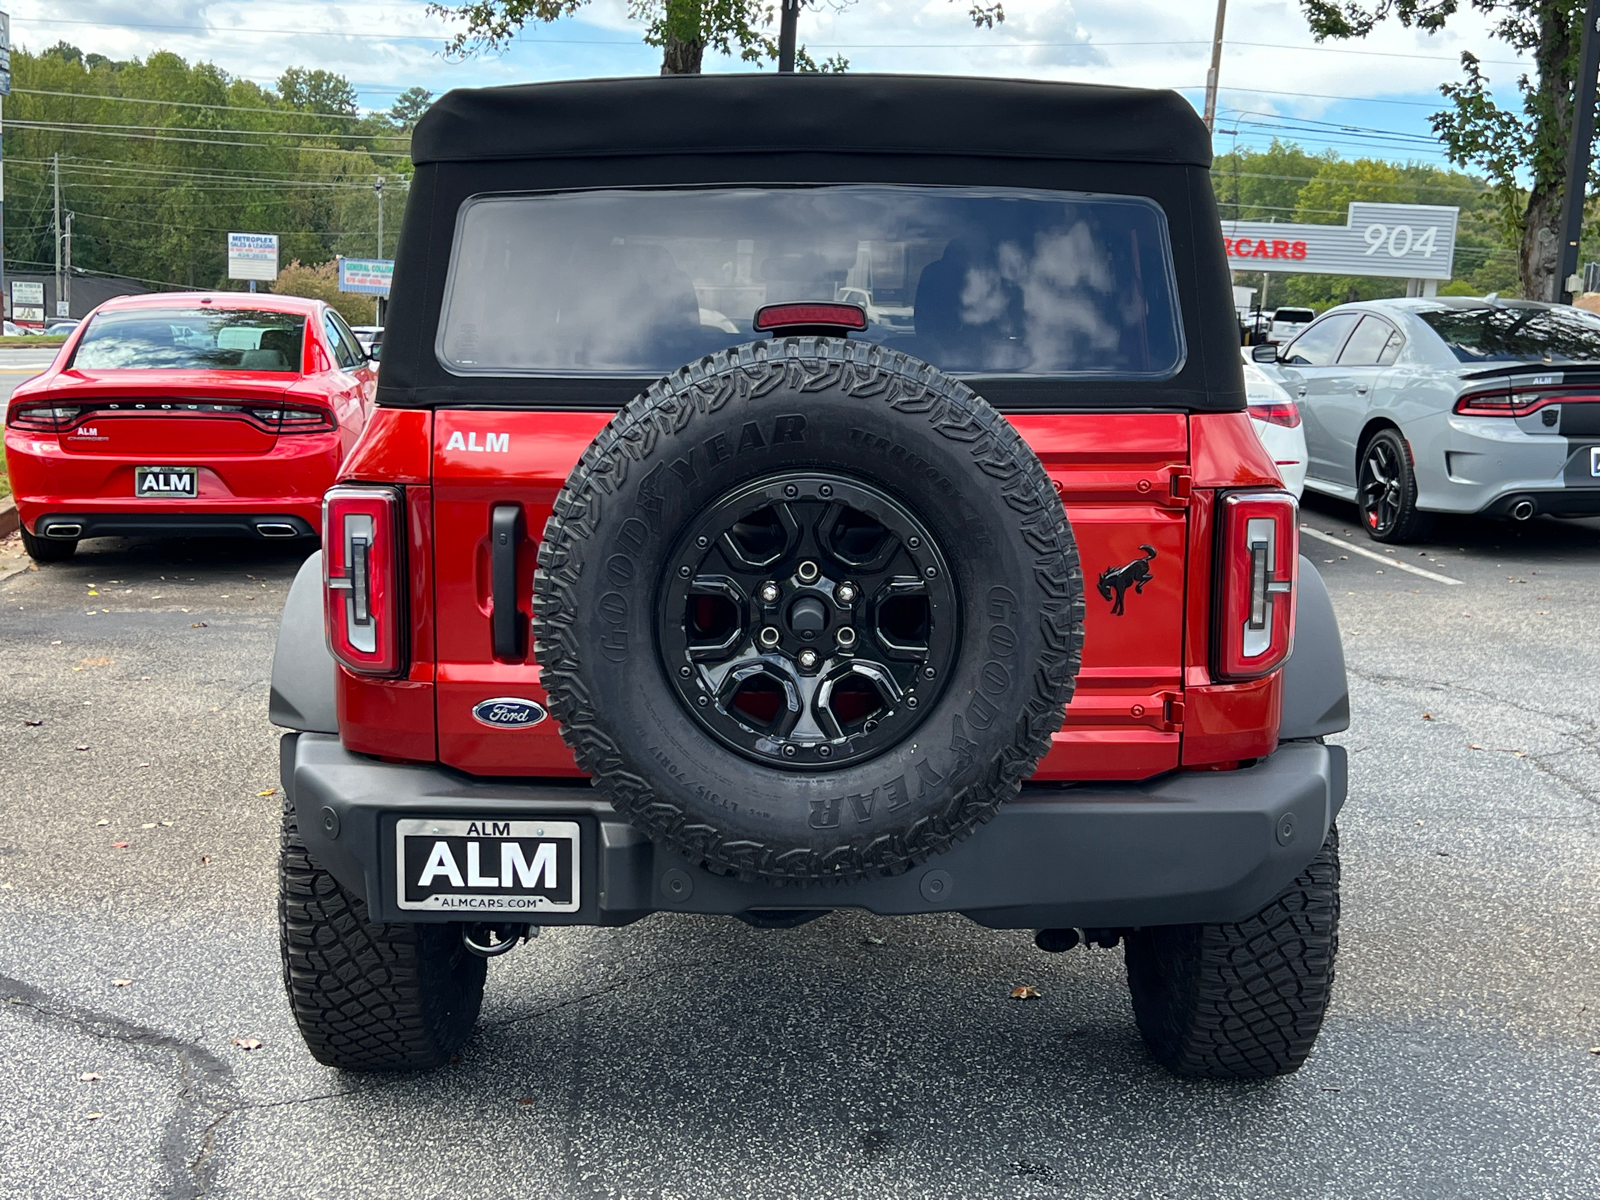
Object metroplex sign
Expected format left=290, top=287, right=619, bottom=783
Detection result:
left=1223, top=202, right=1459, bottom=280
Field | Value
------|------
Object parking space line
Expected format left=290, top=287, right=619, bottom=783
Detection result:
left=1301, top=526, right=1464, bottom=585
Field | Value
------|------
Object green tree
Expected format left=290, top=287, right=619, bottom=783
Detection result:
left=272, top=259, right=376, bottom=326
left=1300, top=0, right=1597, bottom=301
left=429, top=0, right=1003, bottom=74
left=388, top=86, right=435, bottom=130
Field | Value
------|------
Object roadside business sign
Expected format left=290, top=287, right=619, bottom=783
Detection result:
left=11, top=279, right=43, bottom=324
left=337, top=257, right=394, bottom=295
left=0, top=12, right=11, bottom=97
left=1222, top=202, right=1459, bottom=280
left=227, top=232, right=279, bottom=282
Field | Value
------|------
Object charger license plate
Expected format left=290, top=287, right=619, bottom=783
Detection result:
left=396, top=818, right=580, bottom=913
left=134, top=466, right=198, bottom=498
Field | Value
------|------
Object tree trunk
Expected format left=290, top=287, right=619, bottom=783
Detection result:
left=1522, top=180, right=1565, bottom=301
left=661, top=32, right=704, bottom=74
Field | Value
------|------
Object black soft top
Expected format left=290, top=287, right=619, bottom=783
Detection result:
left=379, top=74, right=1242, bottom=414
left=411, top=74, right=1212, bottom=169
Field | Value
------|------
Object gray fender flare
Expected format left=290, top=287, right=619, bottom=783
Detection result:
left=1280, top=557, right=1350, bottom=739
left=269, top=551, right=338, bottom=734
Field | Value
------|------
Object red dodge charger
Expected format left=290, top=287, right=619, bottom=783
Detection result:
left=4, top=292, right=375, bottom=562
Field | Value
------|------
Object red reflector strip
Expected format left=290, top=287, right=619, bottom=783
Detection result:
left=753, top=302, right=868, bottom=332
left=1214, top=491, right=1298, bottom=682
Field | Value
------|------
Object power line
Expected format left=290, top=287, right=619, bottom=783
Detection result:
left=12, top=87, right=397, bottom=124
left=10, top=14, right=1532, bottom=65
left=5, top=116, right=408, bottom=143
left=4, top=121, right=411, bottom=157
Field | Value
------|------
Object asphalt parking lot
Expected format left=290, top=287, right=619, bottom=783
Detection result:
left=2, top=468, right=1598, bottom=1195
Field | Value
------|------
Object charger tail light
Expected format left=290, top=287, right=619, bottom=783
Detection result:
left=1215, top=491, right=1298, bottom=681
left=1247, top=399, right=1301, bottom=428
left=1454, top=389, right=1600, bottom=417
left=324, top=485, right=404, bottom=676
left=7, top=404, right=77, bottom=431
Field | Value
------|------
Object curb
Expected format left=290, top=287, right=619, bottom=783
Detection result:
left=0, top=495, right=17, bottom=539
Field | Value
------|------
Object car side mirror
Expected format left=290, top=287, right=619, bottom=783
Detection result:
left=366, top=343, right=382, bottom=362
left=1251, top=343, right=1280, bottom=363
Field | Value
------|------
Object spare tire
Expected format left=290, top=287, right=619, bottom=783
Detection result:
left=533, top=339, right=1084, bottom=884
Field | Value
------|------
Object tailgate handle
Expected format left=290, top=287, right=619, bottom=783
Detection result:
left=490, top=504, right=526, bottom=661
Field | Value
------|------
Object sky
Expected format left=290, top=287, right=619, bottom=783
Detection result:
left=6, top=0, right=1528, bottom=171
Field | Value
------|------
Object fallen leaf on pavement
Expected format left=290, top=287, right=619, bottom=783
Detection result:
left=190, top=622, right=208, bottom=629
left=85, top=1112, right=103, bottom=1121
left=1589, top=1047, right=1600, bottom=1055
left=141, top=823, right=156, bottom=829
left=78, top=657, right=112, bottom=668
left=1468, top=744, right=1483, bottom=751
left=517, top=1096, right=536, bottom=1105
left=1421, top=713, right=1433, bottom=720
left=95, top=819, right=109, bottom=827
left=79, top=1072, right=102, bottom=1082
left=23, top=719, right=42, bottom=727
left=159, top=820, right=173, bottom=827
left=111, top=842, right=129, bottom=849
left=861, top=935, right=885, bottom=946
left=231, top=1037, right=263, bottom=1051
left=1010, top=985, right=1042, bottom=1000
left=256, top=789, right=277, bottom=797
left=111, top=979, right=131, bottom=987
left=200, top=855, right=212, bottom=864
left=75, top=745, right=90, bottom=751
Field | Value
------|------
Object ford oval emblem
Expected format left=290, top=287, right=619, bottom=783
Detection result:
left=471, top=697, right=548, bottom=729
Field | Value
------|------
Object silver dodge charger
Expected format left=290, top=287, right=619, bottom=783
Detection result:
left=1253, top=296, right=1600, bottom=542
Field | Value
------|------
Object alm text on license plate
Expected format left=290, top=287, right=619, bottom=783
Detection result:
left=396, top=818, right=580, bottom=913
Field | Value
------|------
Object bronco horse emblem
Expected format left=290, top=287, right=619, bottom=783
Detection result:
left=1097, top=545, right=1157, bottom=616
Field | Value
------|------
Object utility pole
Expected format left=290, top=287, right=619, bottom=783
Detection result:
left=373, top=176, right=385, bottom=325
left=61, top=210, right=71, bottom=318
left=778, top=0, right=799, bottom=73
left=1557, top=0, right=1600, bottom=302
left=52, top=152, right=60, bottom=317
left=1202, top=0, right=1228, bottom=133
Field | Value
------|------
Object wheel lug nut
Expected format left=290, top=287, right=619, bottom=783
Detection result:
left=797, top=560, right=820, bottom=584
left=759, top=582, right=780, bottom=604
left=923, top=665, right=936, bottom=679
left=923, top=566, right=938, bottom=579
left=818, top=745, right=832, bottom=757
left=679, top=565, right=692, bottom=577
left=783, top=744, right=797, bottom=757
left=798, top=648, right=819, bottom=669
left=906, top=696, right=918, bottom=708
left=784, top=484, right=799, bottom=498
left=758, top=626, right=781, bottom=649
left=835, top=582, right=856, bottom=604
left=835, top=626, right=857, bottom=648
left=679, top=665, right=692, bottom=678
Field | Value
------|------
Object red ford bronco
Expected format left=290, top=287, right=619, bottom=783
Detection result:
left=269, top=75, right=1349, bottom=1079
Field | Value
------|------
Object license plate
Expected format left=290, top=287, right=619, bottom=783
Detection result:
left=134, top=466, right=198, bottom=498
left=396, top=818, right=580, bottom=914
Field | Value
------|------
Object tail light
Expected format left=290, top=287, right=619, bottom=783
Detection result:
left=7, top=404, right=76, bottom=431
left=1247, top=399, right=1301, bottom=428
left=1214, top=491, right=1298, bottom=681
left=246, top=405, right=337, bottom=432
left=1454, top=390, right=1598, bottom=417
left=324, top=486, right=404, bottom=676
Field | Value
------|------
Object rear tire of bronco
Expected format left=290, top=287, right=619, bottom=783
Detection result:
left=278, top=800, right=486, bottom=1071
left=1123, top=827, right=1339, bottom=1079
left=21, top=528, right=77, bottom=562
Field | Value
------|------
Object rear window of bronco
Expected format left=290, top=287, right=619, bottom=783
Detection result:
left=435, top=185, right=1185, bottom=380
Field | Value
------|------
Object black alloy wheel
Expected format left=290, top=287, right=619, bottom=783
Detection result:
left=1356, top=428, right=1432, bottom=544
left=659, top=471, right=957, bottom=770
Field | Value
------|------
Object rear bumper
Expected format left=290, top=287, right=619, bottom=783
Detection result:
left=28, top=510, right=316, bottom=541
left=283, top=732, right=1347, bottom=930
left=4, top=427, right=340, bottom=537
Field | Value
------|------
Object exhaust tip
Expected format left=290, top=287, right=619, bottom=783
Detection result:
left=46, top=523, right=82, bottom=539
left=255, top=522, right=300, bottom=539
left=1508, top=498, right=1536, bottom=522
